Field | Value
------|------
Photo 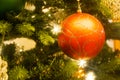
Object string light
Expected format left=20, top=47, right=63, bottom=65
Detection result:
left=24, top=2, right=35, bottom=11
left=78, top=59, right=88, bottom=68
left=42, top=7, right=52, bottom=13
left=51, top=23, right=61, bottom=35
left=31, top=15, right=36, bottom=18
left=85, top=71, right=96, bottom=80
left=42, top=8, right=50, bottom=13
left=108, top=19, right=113, bottom=23
left=75, top=59, right=87, bottom=79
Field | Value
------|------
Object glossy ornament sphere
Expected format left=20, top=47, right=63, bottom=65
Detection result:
left=58, top=12, right=105, bottom=60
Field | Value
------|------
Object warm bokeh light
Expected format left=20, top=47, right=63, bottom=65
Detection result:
left=42, top=8, right=50, bottom=13
left=77, top=68, right=85, bottom=78
left=4, top=37, right=36, bottom=51
left=78, top=59, right=88, bottom=68
left=24, top=2, right=35, bottom=11
left=85, top=71, right=96, bottom=80
left=51, top=23, right=61, bottom=35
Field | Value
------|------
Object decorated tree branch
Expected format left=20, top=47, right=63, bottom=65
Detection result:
left=0, top=0, right=120, bottom=80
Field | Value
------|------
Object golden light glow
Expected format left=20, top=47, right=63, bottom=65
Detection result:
left=51, top=24, right=61, bottom=35
left=108, top=19, right=113, bottom=23
left=42, top=8, right=50, bottom=13
left=24, top=2, right=35, bottom=11
left=77, top=18, right=94, bottom=30
left=85, top=71, right=96, bottom=80
left=73, top=67, right=85, bottom=79
left=77, top=69, right=85, bottom=78
left=78, top=59, right=88, bottom=68
left=31, top=15, right=36, bottom=18
left=4, top=37, right=36, bottom=51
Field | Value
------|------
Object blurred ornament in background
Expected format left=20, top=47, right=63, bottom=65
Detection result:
left=4, top=37, right=36, bottom=51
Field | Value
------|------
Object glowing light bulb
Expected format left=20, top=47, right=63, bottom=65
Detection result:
left=51, top=24, right=61, bottom=35
left=24, top=2, right=35, bottom=11
left=31, top=15, right=35, bottom=18
left=78, top=59, right=87, bottom=68
left=42, top=8, right=50, bottom=13
left=85, top=71, right=96, bottom=80
left=108, top=19, right=113, bottom=23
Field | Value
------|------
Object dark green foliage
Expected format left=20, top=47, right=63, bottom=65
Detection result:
left=0, top=0, right=120, bottom=80
left=2, top=44, right=16, bottom=67
left=0, top=0, right=26, bottom=18
left=37, top=31, right=55, bottom=46
left=87, top=44, right=120, bottom=80
left=2, top=43, right=79, bottom=80
left=105, top=22, right=120, bottom=39
left=0, top=21, right=12, bottom=35
left=8, top=66, right=29, bottom=80
left=16, top=22, right=35, bottom=36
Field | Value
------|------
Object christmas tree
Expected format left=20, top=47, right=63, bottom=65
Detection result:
left=0, top=0, right=120, bottom=80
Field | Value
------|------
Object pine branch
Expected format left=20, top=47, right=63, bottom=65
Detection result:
left=105, top=22, right=120, bottom=39
left=37, top=31, right=55, bottom=46
left=16, top=22, right=35, bottom=36
left=8, top=66, right=29, bottom=80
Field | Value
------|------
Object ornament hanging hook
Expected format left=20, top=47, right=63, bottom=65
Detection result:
left=77, top=0, right=82, bottom=12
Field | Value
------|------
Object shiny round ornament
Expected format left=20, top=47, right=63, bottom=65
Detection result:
left=58, top=12, right=105, bottom=60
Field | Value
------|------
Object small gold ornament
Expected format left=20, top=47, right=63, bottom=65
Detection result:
left=73, top=67, right=85, bottom=79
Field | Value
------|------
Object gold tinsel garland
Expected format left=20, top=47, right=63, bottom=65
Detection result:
left=101, top=0, right=120, bottom=50
left=101, top=0, right=120, bottom=21
left=0, top=56, right=8, bottom=80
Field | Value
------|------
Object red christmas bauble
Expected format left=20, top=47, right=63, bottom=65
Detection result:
left=58, top=12, right=105, bottom=60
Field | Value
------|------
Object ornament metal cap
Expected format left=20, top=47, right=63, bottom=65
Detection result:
left=77, top=0, right=82, bottom=12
